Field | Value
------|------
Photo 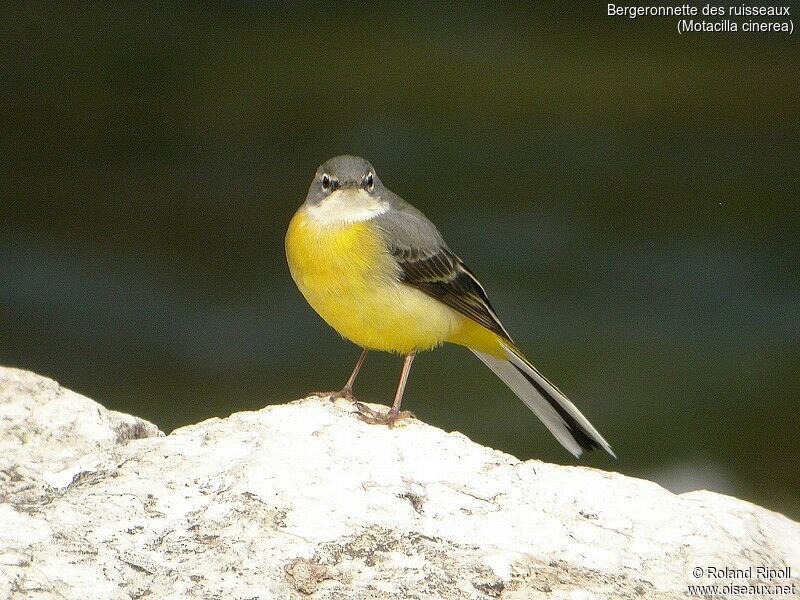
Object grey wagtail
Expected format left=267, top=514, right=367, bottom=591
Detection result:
left=286, top=155, right=614, bottom=458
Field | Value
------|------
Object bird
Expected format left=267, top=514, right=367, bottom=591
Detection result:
left=285, top=155, right=614, bottom=458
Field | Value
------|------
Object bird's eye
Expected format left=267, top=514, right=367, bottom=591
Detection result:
left=321, top=174, right=331, bottom=191
left=365, top=172, right=374, bottom=192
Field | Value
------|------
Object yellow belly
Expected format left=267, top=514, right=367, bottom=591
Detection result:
left=285, top=208, right=463, bottom=354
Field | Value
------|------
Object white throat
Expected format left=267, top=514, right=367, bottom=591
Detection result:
left=305, top=189, right=389, bottom=226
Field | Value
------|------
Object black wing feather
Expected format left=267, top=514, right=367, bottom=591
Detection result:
left=391, top=245, right=513, bottom=342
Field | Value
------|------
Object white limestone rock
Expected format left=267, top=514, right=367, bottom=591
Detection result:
left=0, top=366, right=797, bottom=599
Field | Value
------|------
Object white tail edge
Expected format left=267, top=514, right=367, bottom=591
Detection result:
left=471, top=344, right=615, bottom=459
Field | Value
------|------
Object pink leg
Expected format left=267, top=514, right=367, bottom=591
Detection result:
left=356, top=353, right=416, bottom=427
left=313, top=348, right=368, bottom=401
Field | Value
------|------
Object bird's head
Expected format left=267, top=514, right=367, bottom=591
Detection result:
left=303, top=155, right=388, bottom=225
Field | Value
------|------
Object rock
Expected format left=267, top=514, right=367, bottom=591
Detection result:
left=0, top=366, right=798, bottom=599
left=0, top=367, right=163, bottom=510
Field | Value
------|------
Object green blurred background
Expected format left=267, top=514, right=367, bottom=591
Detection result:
left=2, top=4, right=798, bottom=518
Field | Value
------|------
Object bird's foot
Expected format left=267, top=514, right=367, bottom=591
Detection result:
left=311, top=387, right=355, bottom=402
left=354, top=402, right=414, bottom=428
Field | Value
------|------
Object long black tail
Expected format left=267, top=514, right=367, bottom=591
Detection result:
left=471, top=344, right=615, bottom=458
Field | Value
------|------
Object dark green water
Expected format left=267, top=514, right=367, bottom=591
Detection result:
left=2, top=4, right=798, bottom=518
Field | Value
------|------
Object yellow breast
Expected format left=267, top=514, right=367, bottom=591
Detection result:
left=285, top=207, right=461, bottom=354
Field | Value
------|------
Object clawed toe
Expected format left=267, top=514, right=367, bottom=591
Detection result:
left=354, top=401, right=382, bottom=419
left=354, top=402, right=414, bottom=428
left=311, top=388, right=356, bottom=402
